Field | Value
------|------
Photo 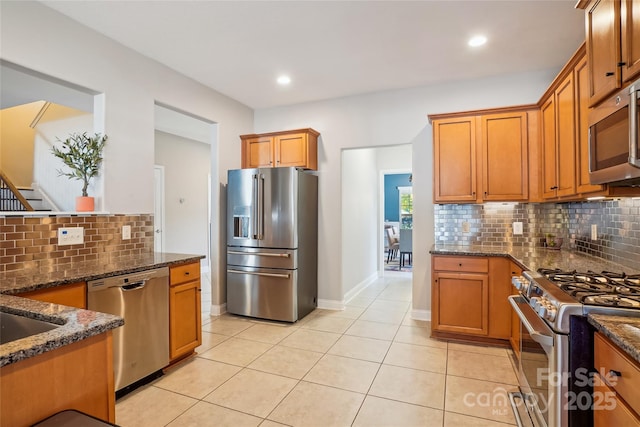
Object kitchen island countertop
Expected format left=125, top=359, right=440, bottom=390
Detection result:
left=588, top=314, right=640, bottom=365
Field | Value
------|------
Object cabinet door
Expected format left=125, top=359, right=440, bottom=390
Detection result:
left=509, top=262, right=523, bottom=359
left=555, top=73, right=577, bottom=197
left=541, top=96, right=558, bottom=199
left=243, top=136, right=274, bottom=168
left=17, top=281, right=87, bottom=309
left=575, top=56, right=605, bottom=194
left=432, top=272, right=488, bottom=336
left=481, top=112, right=528, bottom=201
left=274, top=132, right=308, bottom=168
left=169, top=280, right=202, bottom=361
left=621, top=0, right=640, bottom=83
left=593, top=377, right=640, bottom=427
left=586, top=0, right=622, bottom=106
left=433, top=117, right=478, bottom=202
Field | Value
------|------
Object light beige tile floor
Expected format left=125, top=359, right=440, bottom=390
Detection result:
left=115, top=271, right=519, bottom=426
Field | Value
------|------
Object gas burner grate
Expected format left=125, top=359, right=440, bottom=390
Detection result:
left=582, top=294, right=640, bottom=308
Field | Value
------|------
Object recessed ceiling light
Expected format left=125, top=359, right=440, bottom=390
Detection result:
left=468, top=35, right=487, bottom=47
left=277, top=75, right=291, bottom=85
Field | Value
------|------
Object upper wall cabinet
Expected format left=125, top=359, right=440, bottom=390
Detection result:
left=582, top=0, right=640, bottom=106
left=430, top=109, right=532, bottom=204
left=240, top=128, right=319, bottom=170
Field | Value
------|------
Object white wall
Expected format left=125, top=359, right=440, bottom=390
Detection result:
left=34, top=107, right=94, bottom=211
left=155, top=131, right=210, bottom=269
left=341, top=148, right=379, bottom=302
left=1, top=1, right=254, bottom=309
left=254, top=68, right=561, bottom=316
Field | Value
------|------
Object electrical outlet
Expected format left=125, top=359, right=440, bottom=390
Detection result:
left=122, top=225, right=131, bottom=240
left=57, top=227, right=84, bottom=245
left=462, top=221, right=470, bottom=233
left=591, top=224, right=598, bottom=240
left=513, top=222, right=523, bottom=235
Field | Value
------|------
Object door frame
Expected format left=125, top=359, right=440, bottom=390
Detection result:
left=379, top=168, right=412, bottom=276
left=153, top=165, right=166, bottom=253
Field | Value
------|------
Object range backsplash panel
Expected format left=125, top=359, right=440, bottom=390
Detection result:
left=435, top=199, right=640, bottom=270
left=0, top=214, right=154, bottom=272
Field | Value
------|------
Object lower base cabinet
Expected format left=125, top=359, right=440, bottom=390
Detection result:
left=0, top=332, right=115, bottom=427
left=593, top=332, right=640, bottom=426
left=169, top=262, right=202, bottom=362
left=431, top=255, right=513, bottom=342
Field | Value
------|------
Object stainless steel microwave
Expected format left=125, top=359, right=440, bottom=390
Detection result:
left=588, top=78, right=640, bottom=186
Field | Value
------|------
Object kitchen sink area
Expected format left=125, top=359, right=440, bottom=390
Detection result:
left=0, top=311, right=60, bottom=345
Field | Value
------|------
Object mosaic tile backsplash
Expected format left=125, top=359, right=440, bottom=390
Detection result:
left=435, top=199, right=640, bottom=270
left=0, top=214, right=154, bottom=272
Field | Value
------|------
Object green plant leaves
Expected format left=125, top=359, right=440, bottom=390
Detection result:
left=51, top=132, right=107, bottom=197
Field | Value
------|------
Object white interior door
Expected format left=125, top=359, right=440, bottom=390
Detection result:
left=153, top=165, right=165, bottom=252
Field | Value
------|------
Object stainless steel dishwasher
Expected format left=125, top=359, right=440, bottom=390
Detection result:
left=87, top=267, right=169, bottom=393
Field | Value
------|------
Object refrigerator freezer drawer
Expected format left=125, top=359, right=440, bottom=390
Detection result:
left=227, top=266, right=297, bottom=322
left=227, top=247, right=297, bottom=269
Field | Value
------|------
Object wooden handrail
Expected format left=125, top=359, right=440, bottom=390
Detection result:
left=0, top=170, right=34, bottom=211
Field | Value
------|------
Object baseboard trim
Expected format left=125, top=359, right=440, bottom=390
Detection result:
left=344, top=272, right=378, bottom=304
left=410, top=309, right=431, bottom=321
left=317, top=299, right=345, bottom=311
left=210, top=303, right=227, bottom=316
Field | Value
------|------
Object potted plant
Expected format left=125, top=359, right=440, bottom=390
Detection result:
left=51, top=132, right=107, bottom=212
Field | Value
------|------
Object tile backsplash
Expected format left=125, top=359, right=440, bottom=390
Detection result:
left=0, top=214, right=154, bottom=272
left=435, top=199, right=640, bottom=269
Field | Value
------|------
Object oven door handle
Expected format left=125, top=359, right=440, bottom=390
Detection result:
left=508, top=295, right=554, bottom=351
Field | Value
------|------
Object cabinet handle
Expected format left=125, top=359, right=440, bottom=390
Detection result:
left=185, top=272, right=190, bottom=275
left=609, top=369, right=622, bottom=378
left=617, top=62, right=627, bottom=67
left=550, top=186, right=558, bottom=190
left=605, top=72, right=615, bottom=77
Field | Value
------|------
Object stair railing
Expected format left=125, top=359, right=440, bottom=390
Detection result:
left=0, top=170, right=34, bottom=211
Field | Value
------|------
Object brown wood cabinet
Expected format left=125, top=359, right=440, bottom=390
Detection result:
left=17, top=281, right=87, bottom=309
left=241, top=128, right=319, bottom=170
left=541, top=71, right=577, bottom=199
left=0, top=332, right=115, bottom=427
left=593, top=332, right=640, bottom=426
left=582, top=0, right=640, bottom=107
left=169, top=261, right=202, bottom=362
left=431, top=255, right=512, bottom=342
left=431, top=109, right=532, bottom=203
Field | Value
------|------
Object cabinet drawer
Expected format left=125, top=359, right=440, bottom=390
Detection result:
left=433, top=256, right=489, bottom=273
left=593, top=376, right=640, bottom=427
left=17, top=282, right=87, bottom=309
left=595, top=332, right=640, bottom=415
left=170, top=262, right=201, bottom=286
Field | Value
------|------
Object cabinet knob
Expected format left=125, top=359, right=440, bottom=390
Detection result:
left=459, top=263, right=463, bottom=267
left=605, top=72, right=615, bottom=77
left=609, top=369, right=622, bottom=378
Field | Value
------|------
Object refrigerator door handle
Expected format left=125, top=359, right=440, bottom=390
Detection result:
left=228, top=269, right=290, bottom=279
left=257, top=173, right=264, bottom=240
left=252, top=174, right=259, bottom=239
left=228, top=250, right=290, bottom=258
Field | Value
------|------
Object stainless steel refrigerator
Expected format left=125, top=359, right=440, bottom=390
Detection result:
left=226, top=167, right=318, bottom=322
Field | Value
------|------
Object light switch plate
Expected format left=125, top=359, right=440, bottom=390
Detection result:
left=513, top=222, right=523, bottom=235
left=462, top=221, right=470, bottom=233
left=57, top=227, right=84, bottom=245
left=122, top=225, right=131, bottom=240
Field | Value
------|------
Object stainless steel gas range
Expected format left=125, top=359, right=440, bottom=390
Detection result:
left=508, top=268, right=640, bottom=427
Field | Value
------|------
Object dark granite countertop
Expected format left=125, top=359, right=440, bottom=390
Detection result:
left=0, top=294, right=124, bottom=367
left=0, top=252, right=205, bottom=295
left=430, top=244, right=640, bottom=275
left=0, top=252, right=204, bottom=367
left=588, top=314, right=640, bottom=365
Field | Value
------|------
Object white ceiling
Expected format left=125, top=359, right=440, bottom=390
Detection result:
left=41, top=0, right=585, bottom=110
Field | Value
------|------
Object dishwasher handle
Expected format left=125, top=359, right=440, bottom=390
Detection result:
left=122, top=280, right=146, bottom=291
